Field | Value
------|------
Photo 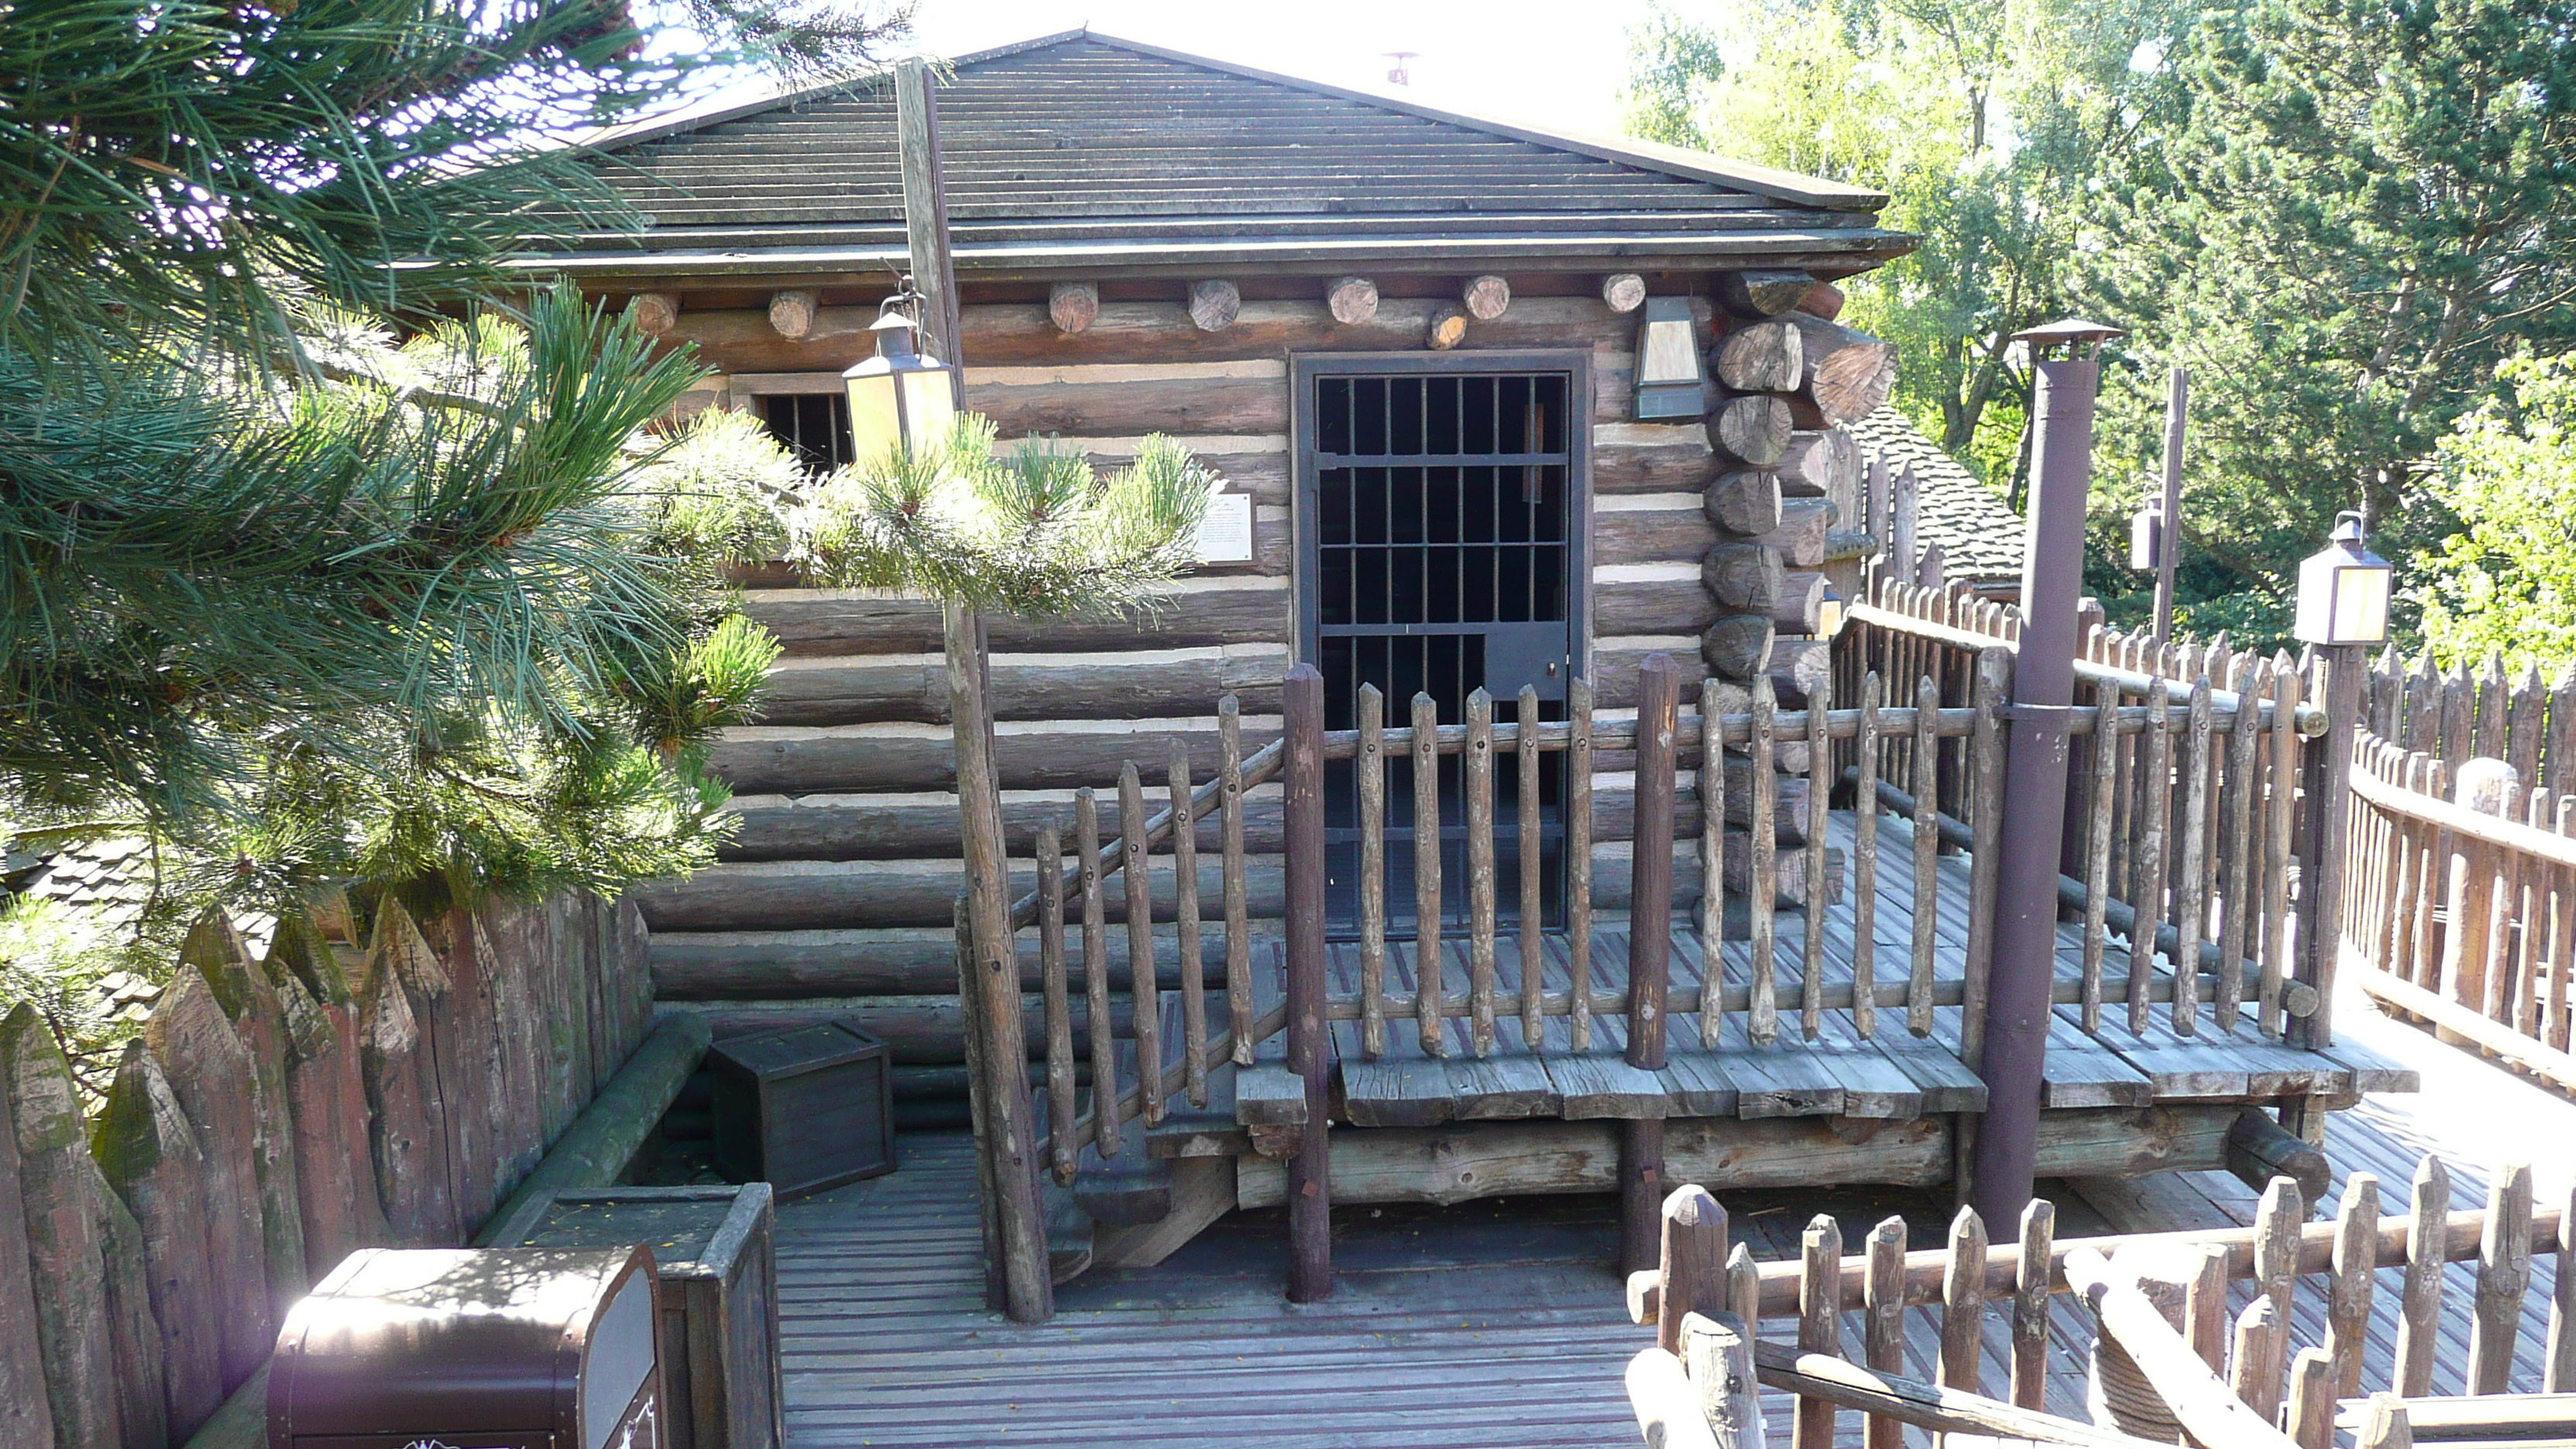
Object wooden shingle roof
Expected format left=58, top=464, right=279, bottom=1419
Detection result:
left=1844, top=406, right=2028, bottom=588
left=526, top=30, right=1916, bottom=283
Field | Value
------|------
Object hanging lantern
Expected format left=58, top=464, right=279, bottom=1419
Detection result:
left=841, top=276, right=959, bottom=461
left=2293, top=511, right=2393, bottom=646
left=2129, top=495, right=2164, bottom=571
left=1632, top=296, right=1709, bottom=420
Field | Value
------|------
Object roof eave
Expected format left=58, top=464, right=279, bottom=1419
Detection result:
left=495, top=228, right=1923, bottom=286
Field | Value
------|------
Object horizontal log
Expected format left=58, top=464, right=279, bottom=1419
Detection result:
left=653, top=995, right=1132, bottom=1067
left=1749, top=1342, right=2174, bottom=1449
left=673, top=296, right=1711, bottom=372
left=1598, top=500, right=1718, bottom=567
left=1704, top=543, right=1786, bottom=612
left=1770, top=572, right=1830, bottom=633
left=1598, top=572, right=1721, bottom=636
left=708, top=714, right=1281, bottom=794
left=471, top=1016, right=709, bottom=1245
left=1592, top=641, right=1713, bottom=711
left=744, top=577, right=1290, bottom=657
left=1597, top=425, right=1721, bottom=494
left=1722, top=834, right=1843, bottom=906
left=1708, top=468, right=1783, bottom=536
left=1751, top=497, right=1838, bottom=568
left=1703, top=615, right=1776, bottom=682
left=1787, top=315, right=1896, bottom=425
left=720, top=783, right=1287, bottom=861
left=1768, top=638, right=1833, bottom=704
left=1712, top=393, right=1794, bottom=468
left=967, top=364, right=1286, bottom=437
left=1048, top=281, right=1098, bottom=334
left=634, top=854, right=1290, bottom=932
left=1775, top=429, right=1860, bottom=511
left=1237, top=1114, right=1949, bottom=1208
left=1712, top=318, right=1803, bottom=392
left=649, top=923, right=1279, bottom=999
left=753, top=643, right=1290, bottom=726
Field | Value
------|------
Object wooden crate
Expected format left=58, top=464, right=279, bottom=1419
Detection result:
left=707, top=1017, right=896, bottom=1196
left=483, top=1186, right=782, bottom=1449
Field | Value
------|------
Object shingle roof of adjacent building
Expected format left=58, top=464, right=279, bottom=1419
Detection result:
left=1844, top=406, right=2026, bottom=588
left=525, top=29, right=1917, bottom=283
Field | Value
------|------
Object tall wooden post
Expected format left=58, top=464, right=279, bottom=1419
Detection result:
left=946, top=603, right=1051, bottom=1321
left=1972, top=341, right=2102, bottom=1231
left=2153, top=368, right=2188, bottom=645
left=1283, top=663, right=1333, bottom=1302
left=893, top=57, right=961, bottom=367
left=1621, top=653, right=1679, bottom=1273
left=2295, top=646, right=2364, bottom=1053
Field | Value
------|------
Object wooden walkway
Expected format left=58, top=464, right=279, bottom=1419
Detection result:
left=773, top=983, right=2567, bottom=1447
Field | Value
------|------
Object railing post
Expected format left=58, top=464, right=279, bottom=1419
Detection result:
left=944, top=601, right=1052, bottom=1322
left=1973, top=340, right=2099, bottom=1232
left=2296, top=644, right=2367, bottom=1052
left=1622, top=653, right=1679, bottom=1275
left=1283, top=662, right=1332, bottom=1302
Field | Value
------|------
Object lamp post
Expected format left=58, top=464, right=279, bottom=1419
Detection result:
left=2290, top=512, right=2390, bottom=1070
left=841, top=278, right=961, bottom=461
left=1971, top=316, right=2123, bottom=1230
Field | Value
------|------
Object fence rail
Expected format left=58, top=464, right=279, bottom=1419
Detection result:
left=2345, top=734, right=2576, bottom=1096
left=1628, top=1154, right=2576, bottom=1449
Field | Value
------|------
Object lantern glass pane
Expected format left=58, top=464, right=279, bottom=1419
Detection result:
left=846, top=368, right=903, bottom=463
left=1641, top=317, right=1699, bottom=385
left=899, top=366, right=958, bottom=446
left=2332, top=563, right=2391, bottom=644
left=2129, top=510, right=2160, bottom=571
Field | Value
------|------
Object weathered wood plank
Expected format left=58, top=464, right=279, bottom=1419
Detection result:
left=92, top=1041, right=225, bottom=1440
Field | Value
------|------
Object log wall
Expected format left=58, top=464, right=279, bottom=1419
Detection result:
left=644, top=271, right=1891, bottom=1116
left=0, top=894, right=651, bottom=1449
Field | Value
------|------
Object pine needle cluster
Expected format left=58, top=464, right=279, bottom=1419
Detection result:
left=791, top=416, right=1216, bottom=619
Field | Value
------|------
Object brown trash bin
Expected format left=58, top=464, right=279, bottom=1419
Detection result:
left=269, top=1245, right=662, bottom=1449
left=481, top=1186, right=783, bottom=1449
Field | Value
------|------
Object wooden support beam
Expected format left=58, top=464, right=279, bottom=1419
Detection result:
left=1282, top=663, right=1331, bottom=1303
left=1708, top=469, right=1783, bottom=536
left=1605, top=273, right=1649, bottom=313
left=2224, top=1108, right=2328, bottom=1204
left=1714, top=319, right=1804, bottom=392
left=1463, top=274, right=1511, bottom=320
left=1426, top=304, right=1468, bottom=351
left=1714, top=395, right=1794, bottom=468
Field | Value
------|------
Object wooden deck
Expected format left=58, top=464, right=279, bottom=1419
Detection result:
left=772, top=987, right=2561, bottom=1446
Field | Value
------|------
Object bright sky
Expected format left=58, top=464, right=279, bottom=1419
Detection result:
left=900, top=0, right=1659, bottom=135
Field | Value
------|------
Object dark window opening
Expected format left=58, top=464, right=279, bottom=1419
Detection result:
left=1307, top=370, right=1578, bottom=937
left=758, top=393, right=854, bottom=474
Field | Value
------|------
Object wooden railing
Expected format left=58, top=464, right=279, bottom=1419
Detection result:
left=2345, top=735, right=2576, bottom=1094
left=1013, top=593, right=2338, bottom=1182
left=1627, top=1156, right=2576, bottom=1449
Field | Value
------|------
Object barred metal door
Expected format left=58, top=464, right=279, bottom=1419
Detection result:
left=1296, top=355, right=1590, bottom=934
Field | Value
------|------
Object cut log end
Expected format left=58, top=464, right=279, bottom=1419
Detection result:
left=627, top=293, right=678, bottom=337
left=1187, top=279, right=1242, bottom=333
left=1326, top=276, right=1379, bottom=326
left=1712, top=318, right=1805, bottom=393
left=766, top=289, right=819, bottom=341
left=1049, top=281, right=1101, bottom=334
left=1712, top=395, right=1796, bottom=468
left=1603, top=273, right=1649, bottom=313
left=1463, top=274, right=1512, bottom=321
left=1708, top=469, right=1785, bottom=537
left=1718, top=269, right=1817, bottom=319
left=1702, top=615, right=1777, bottom=681
left=1426, top=305, right=1468, bottom=351
left=1796, top=282, right=1847, bottom=321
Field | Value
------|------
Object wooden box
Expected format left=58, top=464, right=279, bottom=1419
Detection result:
left=269, top=1245, right=661, bottom=1449
left=707, top=1017, right=896, bottom=1196
left=484, top=1187, right=783, bottom=1449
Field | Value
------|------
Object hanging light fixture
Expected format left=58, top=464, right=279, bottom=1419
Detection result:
left=2293, top=511, right=2393, bottom=646
left=2129, top=492, right=2164, bottom=571
left=842, top=275, right=960, bottom=461
left=1632, top=296, right=1709, bottom=420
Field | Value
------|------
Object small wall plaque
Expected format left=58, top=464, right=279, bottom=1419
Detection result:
left=1196, top=489, right=1255, bottom=564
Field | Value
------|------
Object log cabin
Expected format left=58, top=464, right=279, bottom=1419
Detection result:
left=522, top=31, right=2410, bottom=1309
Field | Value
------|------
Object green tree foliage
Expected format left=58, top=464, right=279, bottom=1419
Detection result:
left=1618, top=0, right=2178, bottom=478
left=2413, top=355, right=2576, bottom=666
left=0, top=0, right=906, bottom=963
left=793, top=418, right=1214, bottom=620
left=2077, top=0, right=2576, bottom=644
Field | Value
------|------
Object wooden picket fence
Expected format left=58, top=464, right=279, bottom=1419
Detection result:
left=0, top=892, right=651, bottom=1449
left=1627, top=1156, right=2576, bottom=1449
